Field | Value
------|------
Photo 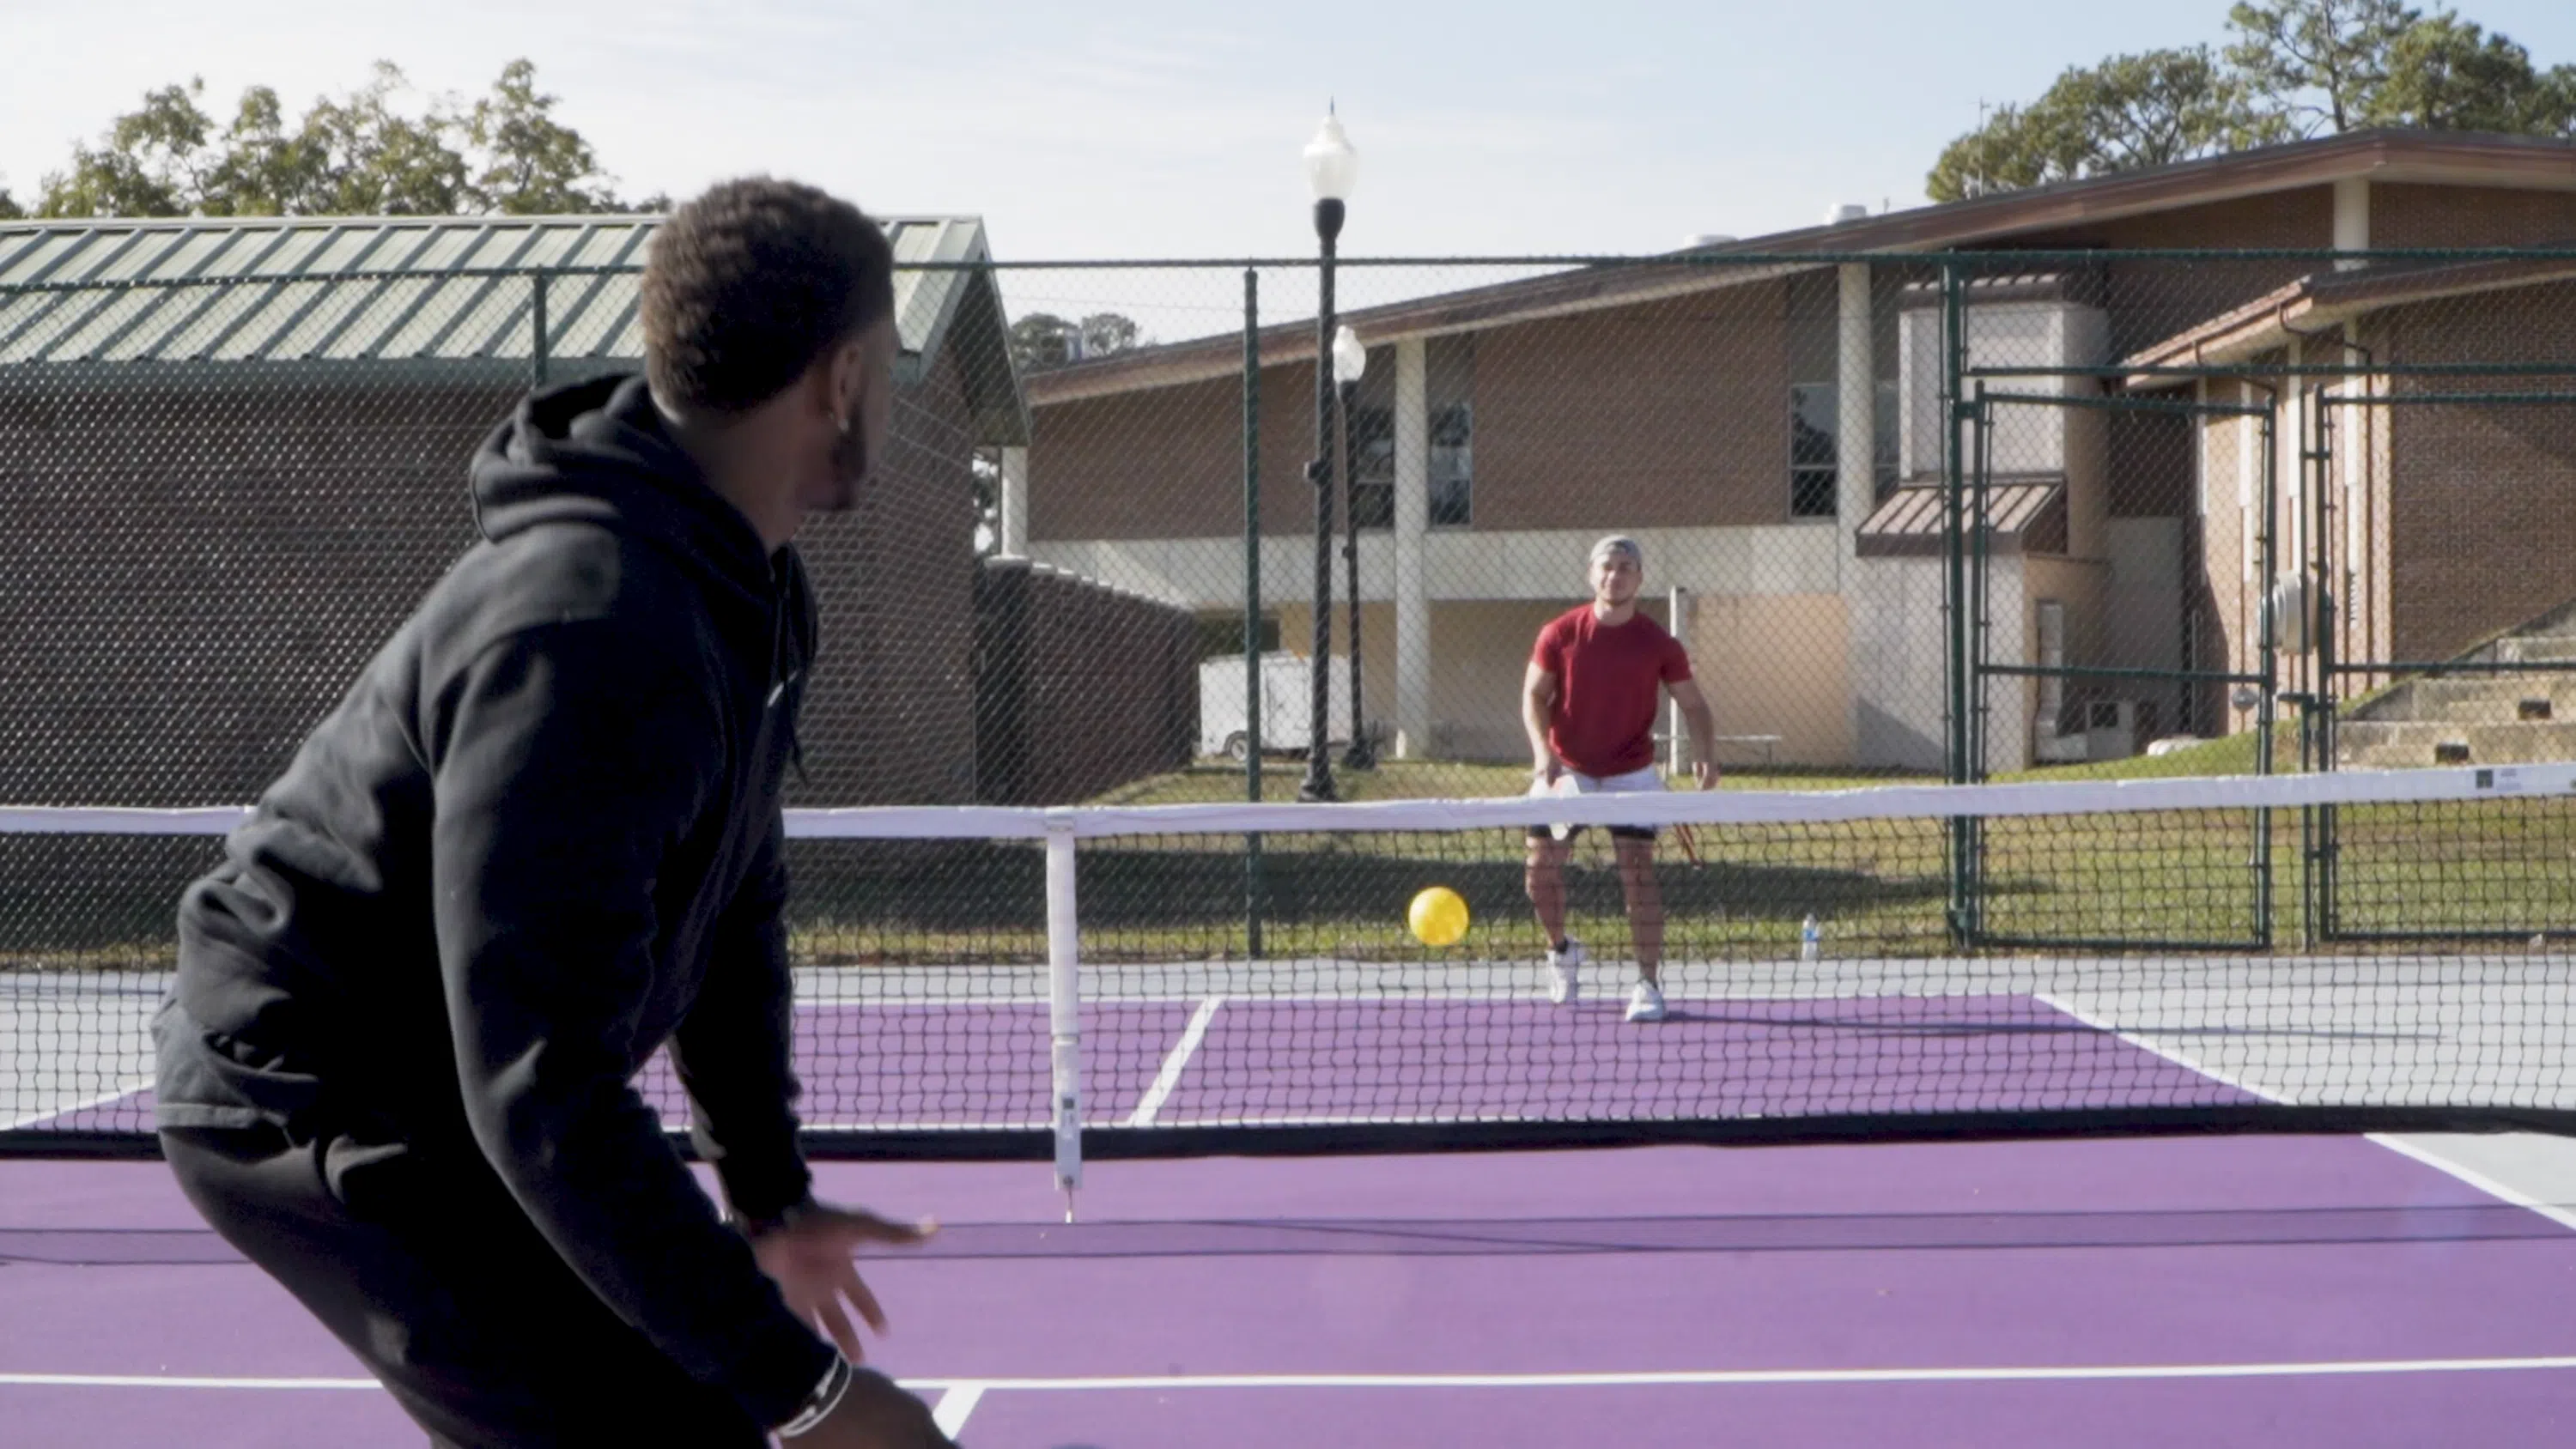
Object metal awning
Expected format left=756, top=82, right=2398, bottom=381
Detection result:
left=1856, top=479, right=2066, bottom=556
left=0, top=214, right=1029, bottom=445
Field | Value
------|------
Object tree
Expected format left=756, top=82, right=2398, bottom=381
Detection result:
left=1078, top=312, right=1141, bottom=357
left=268, top=63, right=469, bottom=215
left=465, top=59, right=623, bottom=215
left=1929, top=3, right=2576, bottom=201
left=1928, top=48, right=2280, bottom=203
left=2365, top=14, right=2576, bottom=133
left=1008, top=311, right=1146, bottom=373
left=34, top=80, right=218, bottom=217
left=0, top=187, right=20, bottom=221
left=2226, top=0, right=2421, bottom=135
left=202, top=84, right=325, bottom=216
left=31, top=60, right=635, bottom=219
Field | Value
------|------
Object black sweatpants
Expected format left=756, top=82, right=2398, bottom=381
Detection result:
left=161, top=1126, right=769, bottom=1448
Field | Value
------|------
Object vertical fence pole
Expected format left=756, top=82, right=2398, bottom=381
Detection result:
left=1967, top=385, right=1992, bottom=940
left=2254, top=408, right=2279, bottom=949
left=1242, top=268, right=1266, bottom=958
left=2312, top=385, right=2339, bottom=941
left=1941, top=260, right=1976, bottom=943
left=530, top=272, right=550, bottom=389
left=1044, top=814, right=1083, bottom=1220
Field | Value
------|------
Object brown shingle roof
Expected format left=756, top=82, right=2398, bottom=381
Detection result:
left=2121, top=253, right=2576, bottom=384
left=1028, top=130, right=2576, bottom=407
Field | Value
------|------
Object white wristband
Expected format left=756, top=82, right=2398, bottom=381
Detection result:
left=775, top=1353, right=852, bottom=1439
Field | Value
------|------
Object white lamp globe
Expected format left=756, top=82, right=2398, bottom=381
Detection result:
left=1332, top=324, right=1366, bottom=382
left=1303, top=112, right=1359, bottom=202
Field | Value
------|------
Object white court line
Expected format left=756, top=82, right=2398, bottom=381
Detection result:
left=2366, top=1135, right=2576, bottom=1235
left=5, top=1079, right=152, bottom=1133
left=2030, top=992, right=2283, bottom=1104
left=2032, top=992, right=2576, bottom=1236
left=0, top=1374, right=380, bottom=1391
left=931, top=1383, right=985, bottom=1434
left=15, top=1357, right=2576, bottom=1394
left=1125, top=997, right=1222, bottom=1128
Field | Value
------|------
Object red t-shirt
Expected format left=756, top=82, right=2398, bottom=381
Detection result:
left=1530, top=606, right=1692, bottom=776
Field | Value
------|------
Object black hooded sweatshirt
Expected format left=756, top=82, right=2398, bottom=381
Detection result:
left=154, top=374, right=838, bottom=1423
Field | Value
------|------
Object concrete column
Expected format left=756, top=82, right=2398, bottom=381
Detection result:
left=1392, top=337, right=1432, bottom=758
left=998, top=446, right=1030, bottom=557
left=2334, top=178, right=2369, bottom=271
left=1836, top=263, right=1874, bottom=585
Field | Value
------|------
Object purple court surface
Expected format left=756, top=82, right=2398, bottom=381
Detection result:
left=7, top=993, right=2575, bottom=1445
left=8, top=1138, right=2576, bottom=1446
left=35, top=991, right=2251, bottom=1135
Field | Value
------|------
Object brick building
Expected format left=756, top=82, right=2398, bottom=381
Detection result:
left=1012, top=130, right=2576, bottom=772
left=2123, top=257, right=2576, bottom=755
left=0, top=214, right=1025, bottom=807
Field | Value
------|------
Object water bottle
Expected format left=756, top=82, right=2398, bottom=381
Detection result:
left=1800, top=913, right=1821, bottom=963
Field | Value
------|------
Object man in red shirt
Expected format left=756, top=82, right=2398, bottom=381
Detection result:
left=1522, top=536, right=1717, bottom=1022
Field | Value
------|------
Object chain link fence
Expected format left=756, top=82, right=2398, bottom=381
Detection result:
left=3, top=228, right=2574, bottom=979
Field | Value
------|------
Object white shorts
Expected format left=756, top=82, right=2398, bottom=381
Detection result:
left=1528, top=766, right=1664, bottom=842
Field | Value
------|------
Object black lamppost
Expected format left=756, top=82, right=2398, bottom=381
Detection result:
left=1333, top=323, right=1376, bottom=770
left=1298, top=106, right=1358, bottom=803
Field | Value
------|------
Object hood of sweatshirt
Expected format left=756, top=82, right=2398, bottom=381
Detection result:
left=468, top=373, right=778, bottom=617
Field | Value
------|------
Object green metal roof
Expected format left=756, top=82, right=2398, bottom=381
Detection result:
left=0, top=215, right=1026, bottom=444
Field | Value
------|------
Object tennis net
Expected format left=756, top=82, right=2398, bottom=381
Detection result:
left=5, top=765, right=2573, bottom=1179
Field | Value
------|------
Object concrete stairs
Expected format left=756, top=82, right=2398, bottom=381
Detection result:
left=2335, top=601, right=2576, bottom=767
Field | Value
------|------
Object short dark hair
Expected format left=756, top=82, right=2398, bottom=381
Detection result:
left=641, top=178, right=896, bottom=415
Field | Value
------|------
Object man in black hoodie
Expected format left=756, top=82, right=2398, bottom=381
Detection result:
left=153, top=179, right=954, bottom=1448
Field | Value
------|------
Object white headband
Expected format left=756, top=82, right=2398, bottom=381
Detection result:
left=1589, top=536, right=1642, bottom=570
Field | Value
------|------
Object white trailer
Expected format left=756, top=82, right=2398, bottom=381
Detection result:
left=1199, top=652, right=1352, bottom=761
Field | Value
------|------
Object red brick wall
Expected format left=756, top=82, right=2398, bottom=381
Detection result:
left=2373, top=283, right=2576, bottom=662
left=1027, top=283, right=1800, bottom=543
left=793, top=348, right=982, bottom=805
left=1472, top=282, right=1792, bottom=530
left=1030, top=363, right=1322, bottom=543
left=2012, top=187, right=2336, bottom=358
left=0, top=377, right=506, bottom=807
left=0, top=363, right=981, bottom=809
left=2371, top=185, right=2576, bottom=249
left=975, top=558, right=1197, bottom=804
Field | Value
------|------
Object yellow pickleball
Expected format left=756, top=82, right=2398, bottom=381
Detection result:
left=1408, top=886, right=1470, bottom=947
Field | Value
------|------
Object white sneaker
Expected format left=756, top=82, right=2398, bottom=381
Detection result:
left=1546, top=938, right=1585, bottom=1004
left=1625, top=981, right=1668, bottom=1023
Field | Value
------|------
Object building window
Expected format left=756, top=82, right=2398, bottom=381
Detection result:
left=1789, top=381, right=1899, bottom=511
left=1429, top=403, right=1472, bottom=527
left=1875, top=378, right=1900, bottom=500
left=1343, top=399, right=1467, bottom=529
left=1789, top=383, right=1838, bottom=518
left=1347, top=403, right=1395, bottom=530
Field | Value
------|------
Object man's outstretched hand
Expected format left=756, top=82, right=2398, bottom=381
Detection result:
left=752, top=1203, right=937, bottom=1363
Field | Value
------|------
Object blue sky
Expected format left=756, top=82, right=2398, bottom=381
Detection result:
left=7, top=0, right=2576, bottom=258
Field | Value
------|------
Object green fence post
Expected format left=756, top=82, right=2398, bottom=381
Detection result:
left=2255, top=407, right=2279, bottom=949
left=1243, top=266, right=1265, bottom=959
left=530, top=271, right=550, bottom=389
left=1941, top=260, right=1976, bottom=945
